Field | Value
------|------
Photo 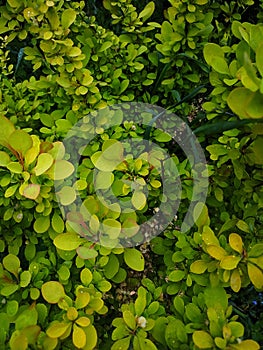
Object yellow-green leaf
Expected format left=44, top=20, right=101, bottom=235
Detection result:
left=230, top=269, right=241, bottom=292
left=61, top=8, right=76, bottom=29
left=220, top=256, right=241, bottom=270
left=54, top=233, right=82, bottom=251
left=48, top=159, right=74, bottom=180
left=124, top=248, right=144, bottom=271
left=73, top=324, right=86, bottom=348
left=82, top=324, right=97, bottom=350
left=76, top=317, right=90, bottom=327
left=57, top=186, right=76, bottom=206
left=247, top=263, right=263, bottom=289
left=230, top=339, right=260, bottom=350
left=34, top=153, right=54, bottom=176
left=0, top=116, right=15, bottom=148
left=229, top=233, right=243, bottom=254
left=123, top=310, right=136, bottom=330
left=9, top=130, right=33, bottom=156
left=0, top=151, right=11, bottom=166
left=207, top=245, right=227, bottom=260
left=202, top=225, right=219, bottom=246
left=3, top=254, right=20, bottom=277
left=47, top=322, right=71, bottom=338
left=131, top=190, right=147, bottom=210
left=41, top=281, right=65, bottom=304
left=190, top=260, right=208, bottom=274
left=193, top=330, right=214, bottom=349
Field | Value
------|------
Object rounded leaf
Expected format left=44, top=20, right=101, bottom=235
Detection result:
left=34, top=153, right=54, bottom=176
left=131, top=190, right=147, bottom=210
left=54, top=233, right=82, bottom=251
left=22, top=184, right=41, bottom=200
left=73, top=324, right=86, bottom=348
left=220, top=256, right=241, bottom=270
left=9, top=130, right=33, bottom=156
left=41, top=281, right=65, bottom=304
left=124, top=248, right=145, bottom=271
left=247, top=263, right=263, bottom=289
left=193, top=330, right=214, bottom=349
left=190, top=260, right=208, bottom=274
left=229, top=233, right=243, bottom=254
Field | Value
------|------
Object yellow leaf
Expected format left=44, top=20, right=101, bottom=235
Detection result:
left=220, top=256, right=241, bottom=270
left=47, top=322, right=71, bottom=338
left=230, top=269, right=241, bottom=292
left=76, top=317, right=90, bottom=327
left=73, top=324, right=86, bottom=349
left=247, top=263, right=263, bottom=289
left=229, top=339, right=260, bottom=350
left=207, top=245, right=227, bottom=260
left=190, top=260, right=208, bottom=274
left=202, top=226, right=219, bottom=246
left=229, top=233, right=243, bottom=254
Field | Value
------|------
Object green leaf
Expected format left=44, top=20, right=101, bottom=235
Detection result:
left=204, top=287, right=228, bottom=311
left=9, top=130, right=33, bottom=157
left=4, top=184, right=19, bottom=198
left=15, top=305, right=38, bottom=330
left=80, top=268, right=93, bottom=286
left=0, top=116, right=15, bottom=148
left=51, top=212, right=65, bottom=233
left=135, top=287, right=147, bottom=316
left=54, top=233, right=82, bottom=251
left=131, top=190, right=147, bottom=210
left=3, top=254, right=20, bottom=276
left=173, top=296, right=185, bottom=316
left=193, top=331, right=214, bottom=349
left=137, top=337, right=158, bottom=350
left=82, top=324, right=98, bottom=350
left=168, top=270, right=185, bottom=282
left=34, top=153, right=54, bottom=176
left=256, top=43, right=263, bottom=77
left=185, top=303, right=203, bottom=323
left=0, top=151, right=11, bottom=166
left=9, top=331, right=28, bottom=350
left=7, top=162, right=23, bottom=174
left=41, top=281, right=65, bottom=304
left=123, top=310, right=136, bottom=330
left=22, top=184, right=41, bottom=200
left=111, top=337, right=131, bottom=350
left=138, top=1, right=155, bottom=21
left=204, top=43, right=225, bottom=65
left=19, top=271, right=31, bottom=288
left=227, top=88, right=253, bottom=119
left=124, top=248, right=145, bottom=271
left=104, top=254, right=119, bottom=279
left=61, top=9, right=76, bottom=29
left=33, top=216, right=50, bottom=233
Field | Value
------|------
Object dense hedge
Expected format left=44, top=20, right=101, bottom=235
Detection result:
left=0, top=0, right=262, bottom=349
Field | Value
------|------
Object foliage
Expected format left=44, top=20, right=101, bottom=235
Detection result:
left=0, top=0, right=262, bottom=349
